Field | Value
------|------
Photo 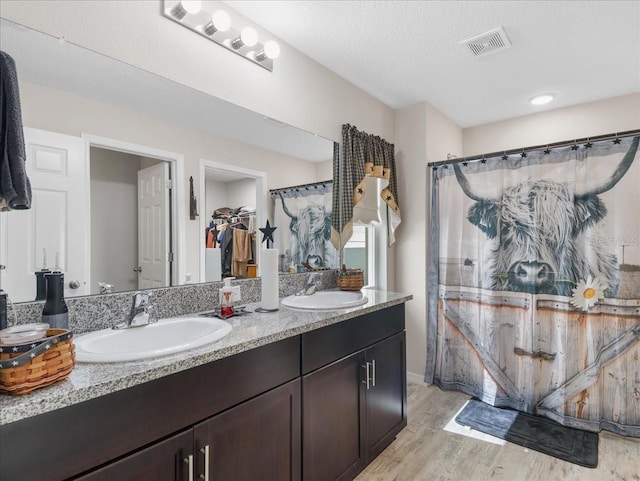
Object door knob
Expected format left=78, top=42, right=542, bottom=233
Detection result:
left=133, top=266, right=142, bottom=272
left=69, top=280, right=81, bottom=289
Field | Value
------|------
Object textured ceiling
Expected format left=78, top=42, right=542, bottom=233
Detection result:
left=225, top=0, right=640, bottom=128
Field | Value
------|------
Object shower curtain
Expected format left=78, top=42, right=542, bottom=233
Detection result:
left=271, top=181, right=338, bottom=271
left=426, top=134, right=640, bottom=437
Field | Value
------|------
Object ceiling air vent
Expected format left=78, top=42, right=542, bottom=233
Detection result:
left=460, top=27, right=511, bottom=57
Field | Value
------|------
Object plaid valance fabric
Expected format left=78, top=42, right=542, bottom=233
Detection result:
left=331, top=124, right=401, bottom=249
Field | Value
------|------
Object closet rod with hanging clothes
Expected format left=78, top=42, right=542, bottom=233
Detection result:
left=427, top=129, right=640, bottom=168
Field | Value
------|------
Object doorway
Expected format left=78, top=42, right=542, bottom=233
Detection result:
left=198, top=159, right=267, bottom=283
left=84, top=135, right=185, bottom=294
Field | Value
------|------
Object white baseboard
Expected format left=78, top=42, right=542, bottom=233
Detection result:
left=407, top=371, right=427, bottom=384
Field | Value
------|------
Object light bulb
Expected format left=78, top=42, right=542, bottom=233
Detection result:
left=231, top=26, right=258, bottom=49
left=204, top=10, right=231, bottom=36
left=170, top=0, right=201, bottom=19
left=256, top=40, right=281, bottom=62
left=181, top=0, right=201, bottom=14
left=530, top=94, right=555, bottom=106
left=263, top=40, right=280, bottom=59
left=212, top=10, right=231, bottom=32
left=240, top=27, right=258, bottom=47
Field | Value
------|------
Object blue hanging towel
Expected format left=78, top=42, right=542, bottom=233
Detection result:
left=0, top=50, right=32, bottom=210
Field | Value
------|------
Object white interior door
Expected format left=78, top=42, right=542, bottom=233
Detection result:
left=0, top=127, right=87, bottom=300
left=137, top=162, right=170, bottom=289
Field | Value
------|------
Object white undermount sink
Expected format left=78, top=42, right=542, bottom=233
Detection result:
left=75, top=317, right=232, bottom=363
left=281, top=289, right=368, bottom=310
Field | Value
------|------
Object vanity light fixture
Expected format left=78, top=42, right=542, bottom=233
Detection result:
left=530, top=93, right=555, bottom=105
left=163, top=0, right=280, bottom=71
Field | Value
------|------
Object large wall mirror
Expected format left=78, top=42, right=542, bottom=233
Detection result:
left=0, top=18, right=336, bottom=303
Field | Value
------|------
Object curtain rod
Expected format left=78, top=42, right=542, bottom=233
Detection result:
left=269, top=179, right=332, bottom=195
left=427, top=129, right=640, bottom=168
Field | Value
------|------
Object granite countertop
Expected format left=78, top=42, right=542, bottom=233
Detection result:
left=0, top=288, right=412, bottom=426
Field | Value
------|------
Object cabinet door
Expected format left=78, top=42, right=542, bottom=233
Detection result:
left=365, top=332, right=407, bottom=462
left=193, top=378, right=301, bottom=481
left=73, top=430, right=192, bottom=481
left=303, top=351, right=367, bottom=481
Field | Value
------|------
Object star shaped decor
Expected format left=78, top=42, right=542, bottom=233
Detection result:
left=613, top=138, right=621, bottom=144
left=544, top=148, right=551, bottom=155
left=259, top=220, right=277, bottom=248
left=357, top=187, right=364, bottom=195
left=585, top=142, right=593, bottom=149
left=571, top=144, right=579, bottom=151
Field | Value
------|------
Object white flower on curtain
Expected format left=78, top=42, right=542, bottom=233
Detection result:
left=570, top=276, right=607, bottom=311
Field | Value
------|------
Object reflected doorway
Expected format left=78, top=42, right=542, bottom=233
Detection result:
left=89, top=147, right=169, bottom=294
left=199, top=160, right=267, bottom=283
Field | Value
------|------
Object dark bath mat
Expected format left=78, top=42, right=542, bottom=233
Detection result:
left=455, top=398, right=598, bottom=468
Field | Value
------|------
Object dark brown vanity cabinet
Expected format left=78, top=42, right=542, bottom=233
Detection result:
left=302, top=304, right=407, bottom=481
left=0, top=303, right=406, bottom=481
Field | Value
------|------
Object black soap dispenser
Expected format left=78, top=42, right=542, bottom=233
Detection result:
left=0, top=290, right=7, bottom=331
left=42, top=271, right=69, bottom=329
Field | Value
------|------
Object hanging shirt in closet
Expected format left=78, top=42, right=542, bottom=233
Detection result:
left=220, top=226, right=234, bottom=278
left=231, top=226, right=252, bottom=277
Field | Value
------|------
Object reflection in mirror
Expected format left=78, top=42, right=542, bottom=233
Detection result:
left=0, top=19, right=335, bottom=303
left=199, top=160, right=267, bottom=282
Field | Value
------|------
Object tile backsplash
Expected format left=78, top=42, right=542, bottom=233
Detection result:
left=8, top=271, right=338, bottom=333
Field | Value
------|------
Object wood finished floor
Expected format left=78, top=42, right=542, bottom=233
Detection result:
left=355, top=383, right=640, bottom=481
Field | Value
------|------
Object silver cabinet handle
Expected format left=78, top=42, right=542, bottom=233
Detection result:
left=68, top=280, right=81, bottom=289
left=371, top=359, right=376, bottom=388
left=199, top=445, right=210, bottom=481
left=133, top=266, right=142, bottom=272
left=362, top=362, right=371, bottom=390
left=184, top=454, right=194, bottom=481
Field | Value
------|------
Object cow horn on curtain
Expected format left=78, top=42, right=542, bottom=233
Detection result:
left=331, top=124, right=401, bottom=249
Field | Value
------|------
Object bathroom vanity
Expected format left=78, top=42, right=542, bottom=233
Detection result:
left=0, top=290, right=410, bottom=481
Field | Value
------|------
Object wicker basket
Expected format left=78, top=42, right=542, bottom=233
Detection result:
left=0, top=328, right=75, bottom=395
left=337, top=268, right=364, bottom=291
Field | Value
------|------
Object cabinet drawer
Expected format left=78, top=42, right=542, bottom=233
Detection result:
left=302, top=304, right=405, bottom=374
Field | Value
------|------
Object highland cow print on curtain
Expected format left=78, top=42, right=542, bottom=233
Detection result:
left=271, top=181, right=338, bottom=272
left=426, top=134, right=640, bottom=437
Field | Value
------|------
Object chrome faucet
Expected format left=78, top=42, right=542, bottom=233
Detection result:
left=113, top=291, right=154, bottom=329
left=297, top=273, right=321, bottom=296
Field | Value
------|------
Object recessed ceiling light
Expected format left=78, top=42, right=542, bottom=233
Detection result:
left=530, top=94, right=555, bottom=106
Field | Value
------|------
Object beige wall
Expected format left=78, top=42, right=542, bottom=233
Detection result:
left=464, top=93, right=640, bottom=155
left=394, top=102, right=464, bottom=377
left=89, top=148, right=140, bottom=294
